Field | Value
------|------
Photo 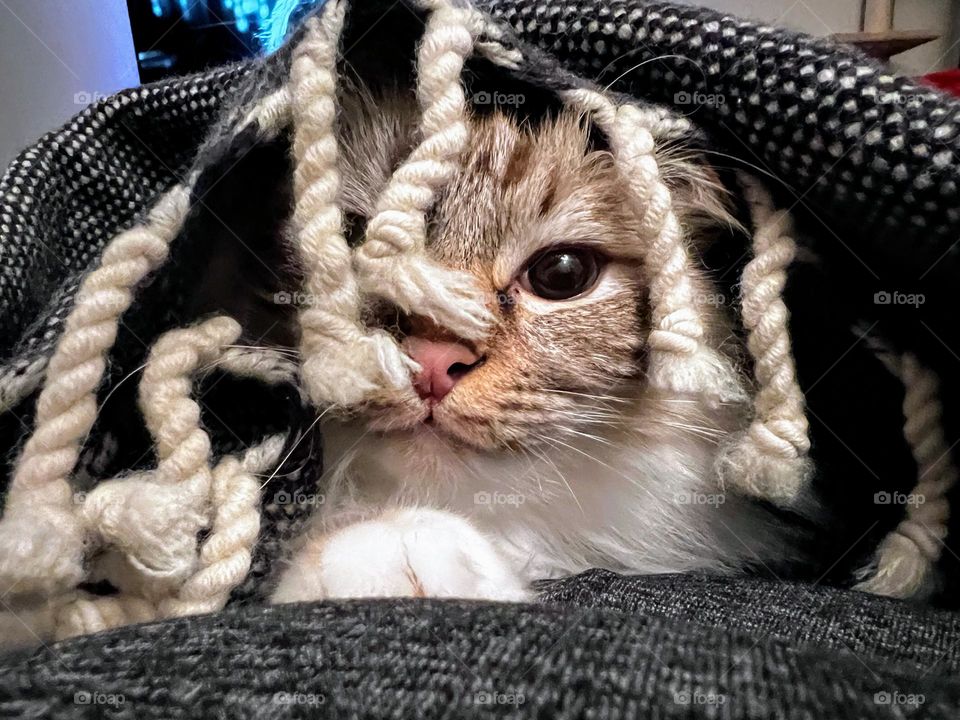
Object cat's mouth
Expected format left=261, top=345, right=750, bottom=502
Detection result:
left=413, top=404, right=468, bottom=442
left=363, top=394, right=493, bottom=449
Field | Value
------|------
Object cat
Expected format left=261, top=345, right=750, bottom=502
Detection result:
left=252, top=87, right=801, bottom=603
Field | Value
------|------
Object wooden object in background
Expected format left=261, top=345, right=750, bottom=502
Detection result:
left=863, top=0, right=894, bottom=33
left=831, top=0, right=938, bottom=62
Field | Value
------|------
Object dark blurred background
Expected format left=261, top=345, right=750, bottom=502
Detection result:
left=127, top=0, right=322, bottom=82
left=0, top=0, right=957, bottom=168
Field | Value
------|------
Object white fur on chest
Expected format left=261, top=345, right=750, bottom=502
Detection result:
left=312, top=418, right=779, bottom=584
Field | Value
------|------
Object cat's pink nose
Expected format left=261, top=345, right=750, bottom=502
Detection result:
left=403, top=336, right=481, bottom=403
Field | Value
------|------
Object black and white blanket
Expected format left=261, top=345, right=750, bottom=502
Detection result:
left=1, top=0, right=960, bottom=714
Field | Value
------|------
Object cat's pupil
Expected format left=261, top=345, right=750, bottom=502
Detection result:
left=527, top=248, right=600, bottom=300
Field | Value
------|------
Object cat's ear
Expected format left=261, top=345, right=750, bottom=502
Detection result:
left=652, top=138, right=754, bottom=290
left=577, top=108, right=741, bottom=239
left=657, top=145, right=743, bottom=238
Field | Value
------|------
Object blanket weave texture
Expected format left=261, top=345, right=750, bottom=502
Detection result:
left=3, top=571, right=960, bottom=718
left=1, top=1, right=960, bottom=714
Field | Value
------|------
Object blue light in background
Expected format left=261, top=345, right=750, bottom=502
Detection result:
left=145, top=0, right=323, bottom=52
left=262, top=0, right=323, bottom=52
left=176, top=0, right=194, bottom=20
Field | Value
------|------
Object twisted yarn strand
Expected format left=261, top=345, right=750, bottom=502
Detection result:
left=217, top=346, right=299, bottom=387
left=716, top=173, right=811, bottom=502
left=353, top=0, right=492, bottom=340
left=563, top=90, right=743, bottom=402
left=55, top=593, right=158, bottom=641
left=52, top=331, right=288, bottom=639
left=81, top=317, right=242, bottom=596
left=54, top=435, right=284, bottom=637
left=0, top=185, right=191, bottom=598
left=856, top=354, right=957, bottom=598
left=290, top=3, right=416, bottom=407
left=161, top=434, right=284, bottom=616
left=54, top=435, right=284, bottom=638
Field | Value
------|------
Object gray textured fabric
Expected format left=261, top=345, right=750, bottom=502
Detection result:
left=2, top=572, right=959, bottom=719
left=0, top=5, right=959, bottom=707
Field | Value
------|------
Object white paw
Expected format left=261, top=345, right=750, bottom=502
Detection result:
left=271, top=508, right=531, bottom=603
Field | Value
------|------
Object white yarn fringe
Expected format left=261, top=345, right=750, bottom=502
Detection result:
left=352, top=0, right=492, bottom=341
left=289, top=2, right=420, bottom=408
left=0, top=184, right=192, bottom=599
left=82, top=317, right=242, bottom=597
left=0, top=315, right=288, bottom=644
left=715, top=173, right=812, bottom=502
left=562, top=89, right=744, bottom=405
left=856, top=353, right=956, bottom=599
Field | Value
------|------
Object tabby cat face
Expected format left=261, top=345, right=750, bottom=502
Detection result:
left=403, top=112, right=644, bottom=448
left=335, top=95, right=736, bottom=451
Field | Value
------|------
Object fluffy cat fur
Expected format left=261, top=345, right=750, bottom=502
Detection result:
left=262, top=87, right=799, bottom=602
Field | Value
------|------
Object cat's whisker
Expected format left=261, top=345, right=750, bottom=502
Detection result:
left=557, top=426, right=615, bottom=447
left=223, top=343, right=301, bottom=357
left=535, top=433, right=615, bottom=473
left=534, top=433, right=668, bottom=508
left=260, top=408, right=330, bottom=489
left=541, top=388, right=631, bottom=404
left=529, top=434, right=585, bottom=514
left=597, top=53, right=706, bottom=95
left=528, top=409, right=621, bottom=428
left=511, top=445, right=545, bottom=496
left=97, top=361, right=149, bottom=412
left=647, top=418, right=726, bottom=444
left=526, top=444, right=571, bottom=500
left=697, top=149, right=784, bottom=187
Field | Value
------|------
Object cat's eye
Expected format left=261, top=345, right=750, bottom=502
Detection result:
left=523, top=247, right=603, bottom=300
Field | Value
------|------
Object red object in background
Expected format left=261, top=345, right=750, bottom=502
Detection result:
left=923, top=70, right=960, bottom=97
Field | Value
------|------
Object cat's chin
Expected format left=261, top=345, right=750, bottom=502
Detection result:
left=370, top=417, right=490, bottom=453
left=356, top=386, right=516, bottom=452
left=362, top=403, right=498, bottom=452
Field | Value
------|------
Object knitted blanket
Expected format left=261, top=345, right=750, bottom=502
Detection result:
left=0, top=0, right=959, bottom=646
left=4, top=571, right=960, bottom=719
